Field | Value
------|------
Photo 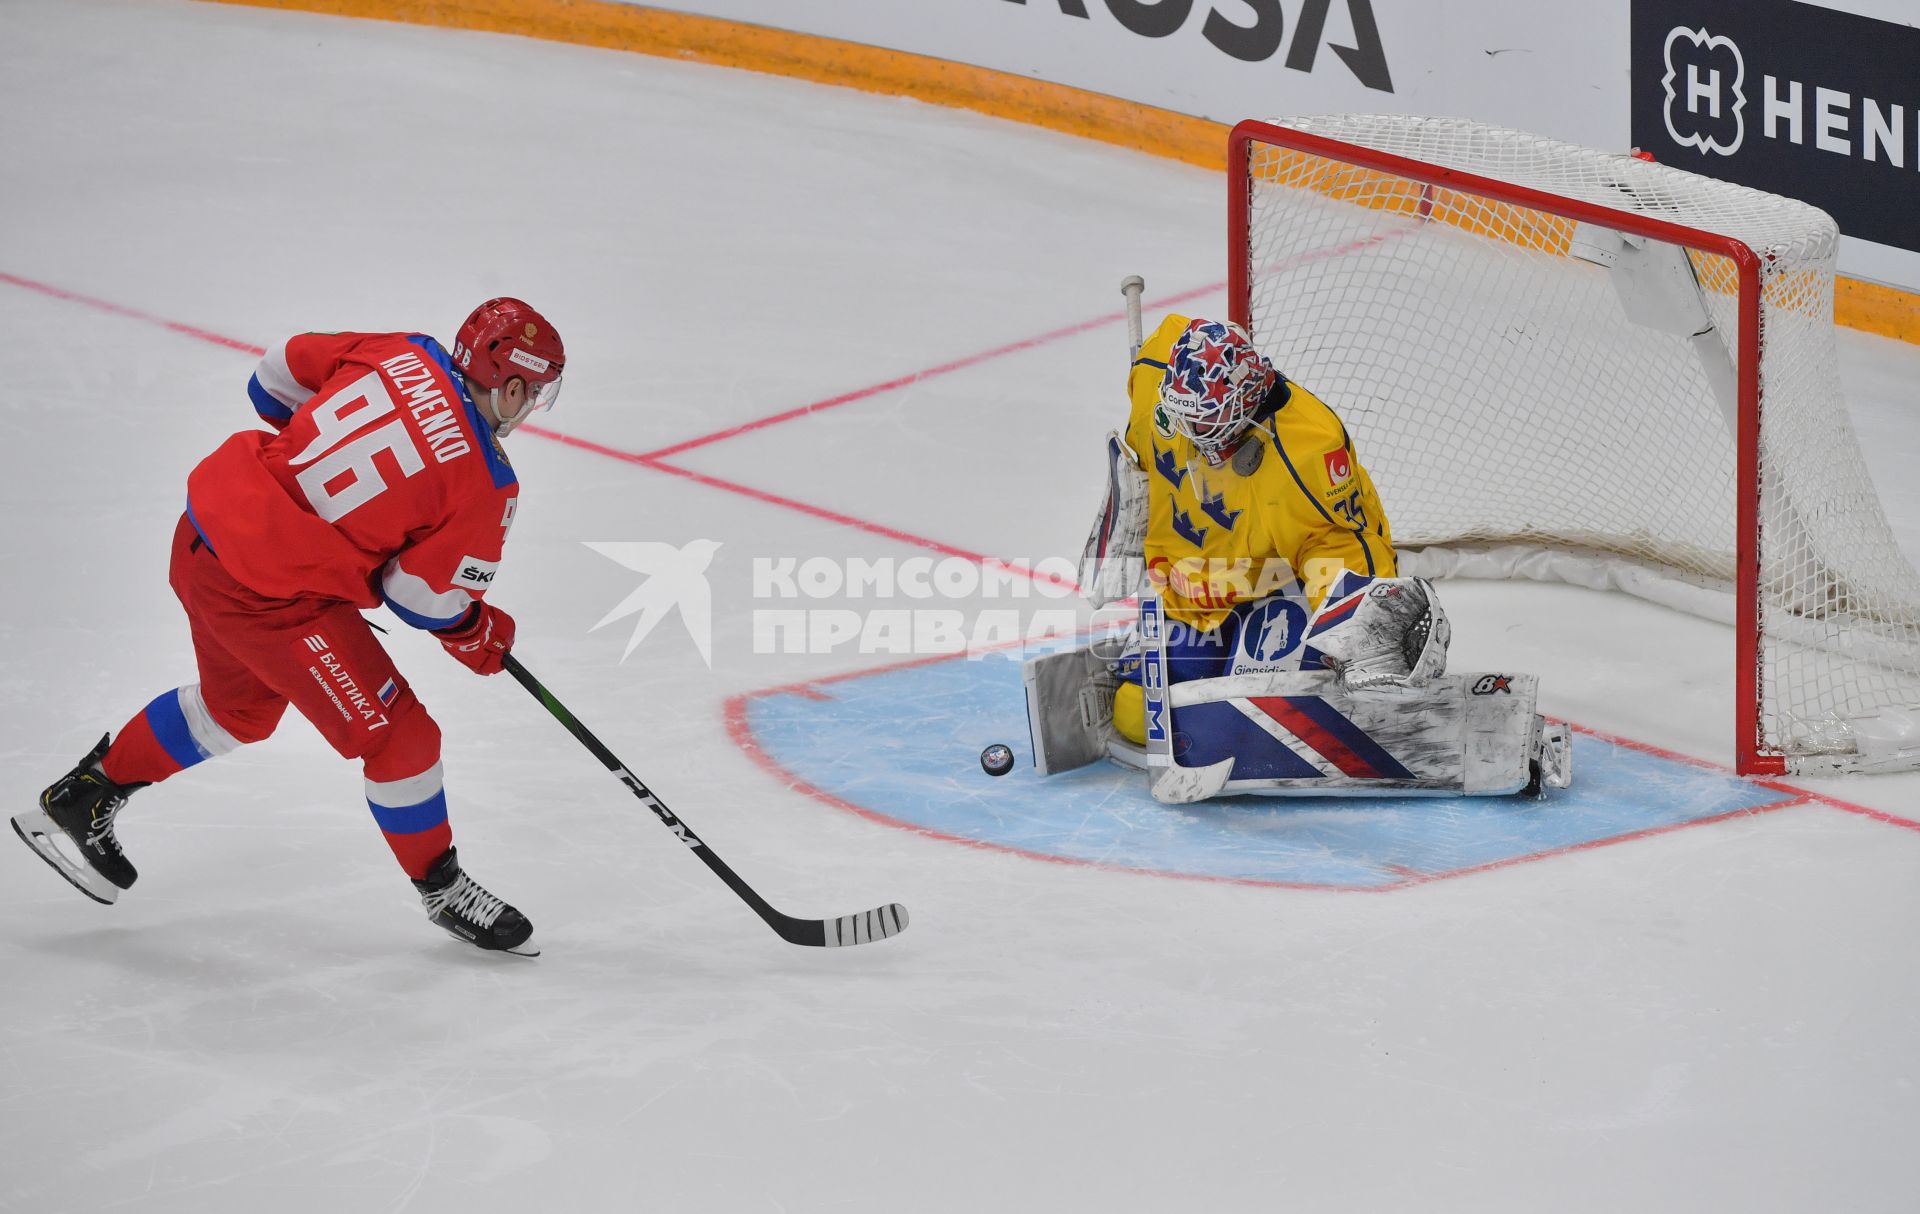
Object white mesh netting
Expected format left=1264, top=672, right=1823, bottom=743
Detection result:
left=1237, top=114, right=1920, bottom=773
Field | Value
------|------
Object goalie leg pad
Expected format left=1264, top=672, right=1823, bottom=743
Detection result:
left=1159, top=669, right=1563, bottom=798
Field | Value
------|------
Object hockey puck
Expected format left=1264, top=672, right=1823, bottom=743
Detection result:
left=979, top=743, right=1015, bottom=777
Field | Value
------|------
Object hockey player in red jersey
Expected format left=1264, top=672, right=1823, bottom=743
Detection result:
left=11, top=298, right=564, bottom=956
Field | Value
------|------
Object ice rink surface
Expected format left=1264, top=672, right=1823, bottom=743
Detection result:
left=4, top=2, right=1920, bottom=1210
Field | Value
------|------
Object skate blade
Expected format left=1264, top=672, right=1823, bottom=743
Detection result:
left=10, top=810, right=119, bottom=905
left=429, top=915, right=540, bottom=958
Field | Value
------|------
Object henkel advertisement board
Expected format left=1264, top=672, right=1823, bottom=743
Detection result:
left=636, top=0, right=1920, bottom=291
left=1631, top=0, right=1920, bottom=288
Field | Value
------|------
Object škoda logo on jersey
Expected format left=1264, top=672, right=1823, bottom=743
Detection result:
left=453, top=555, right=500, bottom=589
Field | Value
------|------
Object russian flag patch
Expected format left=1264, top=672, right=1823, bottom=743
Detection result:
left=377, top=678, right=399, bottom=706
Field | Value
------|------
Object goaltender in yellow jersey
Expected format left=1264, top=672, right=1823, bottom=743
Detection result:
left=1108, top=314, right=1398, bottom=744
left=1039, top=311, right=1546, bottom=796
left=1126, top=313, right=1395, bottom=628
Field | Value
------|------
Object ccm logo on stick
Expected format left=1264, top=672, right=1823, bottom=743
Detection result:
left=1003, top=0, right=1393, bottom=90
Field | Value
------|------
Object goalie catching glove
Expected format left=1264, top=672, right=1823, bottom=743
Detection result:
left=1308, top=576, right=1450, bottom=691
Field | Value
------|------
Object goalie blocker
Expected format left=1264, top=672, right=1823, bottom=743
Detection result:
left=1025, top=596, right=1572, bottom=803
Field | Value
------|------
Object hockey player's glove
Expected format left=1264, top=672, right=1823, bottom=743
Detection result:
left=436, top=603, right=515, bottom=676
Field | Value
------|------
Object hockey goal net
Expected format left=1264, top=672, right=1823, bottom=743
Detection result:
left=1230, top=114, right=1920, bottom=775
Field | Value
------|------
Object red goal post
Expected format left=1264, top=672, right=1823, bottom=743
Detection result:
left=1227, top=116, right=1920, bottom=776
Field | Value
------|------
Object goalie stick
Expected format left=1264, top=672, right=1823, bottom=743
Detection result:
left=1138, top=593, right=1236, bottom=803
left=1115, top=275, right=1233, bottom=800
left=505, top=655, right=908, bottom=948
left=1121, top=274, right=1145, bottom=361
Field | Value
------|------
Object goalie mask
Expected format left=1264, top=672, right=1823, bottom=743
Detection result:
left=1158, top=319, right=1280, bottom=466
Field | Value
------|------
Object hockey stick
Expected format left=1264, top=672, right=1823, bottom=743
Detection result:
left=503, top=655, right=908, bottom=947
left=1116, top=275, right=1230, bottom=802
left=1121, top=274, right=1146, bottom=362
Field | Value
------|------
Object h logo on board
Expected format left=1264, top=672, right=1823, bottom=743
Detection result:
left=1662, top=26, right=1746, bottom=156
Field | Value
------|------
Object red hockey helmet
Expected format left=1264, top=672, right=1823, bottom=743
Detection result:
left=451, top=297, right=565, bottom=426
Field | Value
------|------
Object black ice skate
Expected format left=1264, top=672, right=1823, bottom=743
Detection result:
left=11, top=734, right=146, bottom=905
left=412, top=847, right=539, bottom=957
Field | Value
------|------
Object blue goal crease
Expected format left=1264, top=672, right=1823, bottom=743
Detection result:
left=739, top=652, right=1798, bottom=890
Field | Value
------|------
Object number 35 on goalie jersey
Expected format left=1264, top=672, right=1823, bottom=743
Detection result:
left=1123, top=313, right=1396, bottom=633
left=187, top=331, right=519, bottom=629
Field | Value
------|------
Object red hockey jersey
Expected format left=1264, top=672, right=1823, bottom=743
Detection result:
left=186, top=332, right=518, bottom=629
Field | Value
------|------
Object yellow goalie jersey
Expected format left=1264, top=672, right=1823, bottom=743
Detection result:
left=1124, top=313, right=1396, bottom=630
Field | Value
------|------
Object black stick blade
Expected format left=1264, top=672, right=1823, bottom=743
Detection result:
left=819, top=903, right=909, bottom=947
